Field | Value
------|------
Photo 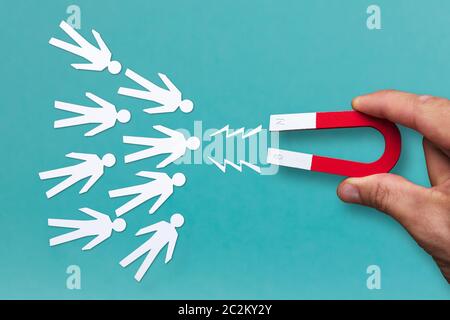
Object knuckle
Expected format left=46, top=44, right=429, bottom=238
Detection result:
left=414, top=96, right=450, bottom=148
left=415, top=94, right=448, bottom=107
left=368, top=181, right=392, bottom=212
left=431, top=186, right=450, bottom=205
left=416, top=95, right=450, bottom=114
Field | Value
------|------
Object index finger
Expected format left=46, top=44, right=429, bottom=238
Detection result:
left=352, top=90, right=450, bottom=151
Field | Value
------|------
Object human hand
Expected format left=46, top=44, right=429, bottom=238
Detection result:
left=337, top=90, right=450, bottom=283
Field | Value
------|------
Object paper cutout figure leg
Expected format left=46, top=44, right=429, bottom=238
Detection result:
left=49, top=21, right=122, bottom=74
left=54, top=92, right=131, bottom=137
left=39, top=153, right=116, bottom=198
left=49, top=208, right=126, bottom=250
left=123, top=125, right=200, bottom=168
left=120, top=213, right=184, bottom=282
left=108, top=172, right=186, bottom=216
left=118, top=69, right=193, bottom=114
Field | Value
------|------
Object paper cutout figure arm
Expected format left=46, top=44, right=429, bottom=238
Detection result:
left=92, top=30, right=108, bottom=52
left=153, top=125, right=178, bottom=137
left=79, top=172, right=102, bottom=194
left=135, top=171, right=165, bottom=180
left=126, top=69, right=162, bottom=93
left=79, top=207, right=105, bottom=219
left=49, top=21, right=121, bottom=74
left=142, top=105, right=171, bottom=115
left=136, top=222, right=164, bottom=236
left=158, top=73, right=180, bottom=96
left=82, top=233, right=109, bottom=251
left=149, top=191, right=171, bottom=214
left=120, top=243, right=159, bottom=282
left=156, top=153, right=181, bottom=169
left=48, top=208, right=126, bottom=250
left=84, top=123, right=110, bottom=137
left=65, top=152, right=94, bottom=161
left=86, top=92, right=111, bottom=107
left=117, top=69, right=159, bottom=100
left=165, top=234, right=178, bottom=263
left=71, top=62, right=108, bottom=72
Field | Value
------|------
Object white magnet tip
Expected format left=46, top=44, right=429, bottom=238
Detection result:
left=267, top=148, right=313, bottom=171
left=269, top=113, right=317, bottom=132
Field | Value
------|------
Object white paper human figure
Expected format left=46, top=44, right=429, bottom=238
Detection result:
left=120, top=213, right=184, bottom=282
left=54, top=92, right=131, bottom=137
left=39, top=153, right=116, bottom=198
left=48, top=208, right=126, bottom=250
left=108, top=172, right=186, bottom=216
left=118, top=69, right=193, bottom=114
left=49, top=20, right=122, bottom=74
left=123, top=125, right=200, bottom=168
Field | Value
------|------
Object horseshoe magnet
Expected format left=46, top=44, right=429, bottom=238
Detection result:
left=267, top=111, right=402, bottom=177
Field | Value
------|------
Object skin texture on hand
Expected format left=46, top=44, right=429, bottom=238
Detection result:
left=337, top=90, right=450, bottom=283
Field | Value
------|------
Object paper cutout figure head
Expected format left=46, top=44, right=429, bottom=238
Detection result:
left=180, top=99, right=194, bottom=113
left=170, top=213, right=184, bottom=228
left=186, top=136, right=201, bottom=150
left=172, top=173, right=186, bottom=187
left=102, top=153, right=116, bottom=167
left=117, top=109, right=131, bottom=123
left=112, top=218, right=127, bottom=232
left=108, top=60, right=122, bottom=75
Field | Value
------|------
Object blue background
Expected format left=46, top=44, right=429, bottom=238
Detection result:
left=0, top=0, right=449, bottom=299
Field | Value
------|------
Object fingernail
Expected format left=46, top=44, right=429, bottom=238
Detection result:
left=352, top=96, right=362, bottom=109
left=339, top=183, right=361, bottom=203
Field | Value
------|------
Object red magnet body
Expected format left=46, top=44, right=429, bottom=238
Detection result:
left=267, top=111, right=402, bottom=177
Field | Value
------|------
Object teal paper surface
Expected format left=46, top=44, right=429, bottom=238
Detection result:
left=1, top=0, right=449, bottom=299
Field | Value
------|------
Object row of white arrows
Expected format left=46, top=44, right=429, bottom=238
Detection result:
left=44, top=21, right=197, bottom=282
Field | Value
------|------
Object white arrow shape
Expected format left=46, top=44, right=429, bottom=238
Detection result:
left=210, top=125, right=262, bottom=138
left=208, top=157, right=261, bottom=173
left=49, top=21, right=122, bottom=74
left=118, top=69, right=194, bottom=114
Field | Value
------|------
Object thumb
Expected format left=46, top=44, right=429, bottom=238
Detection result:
left=337, top=174, right=430, bottom=226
